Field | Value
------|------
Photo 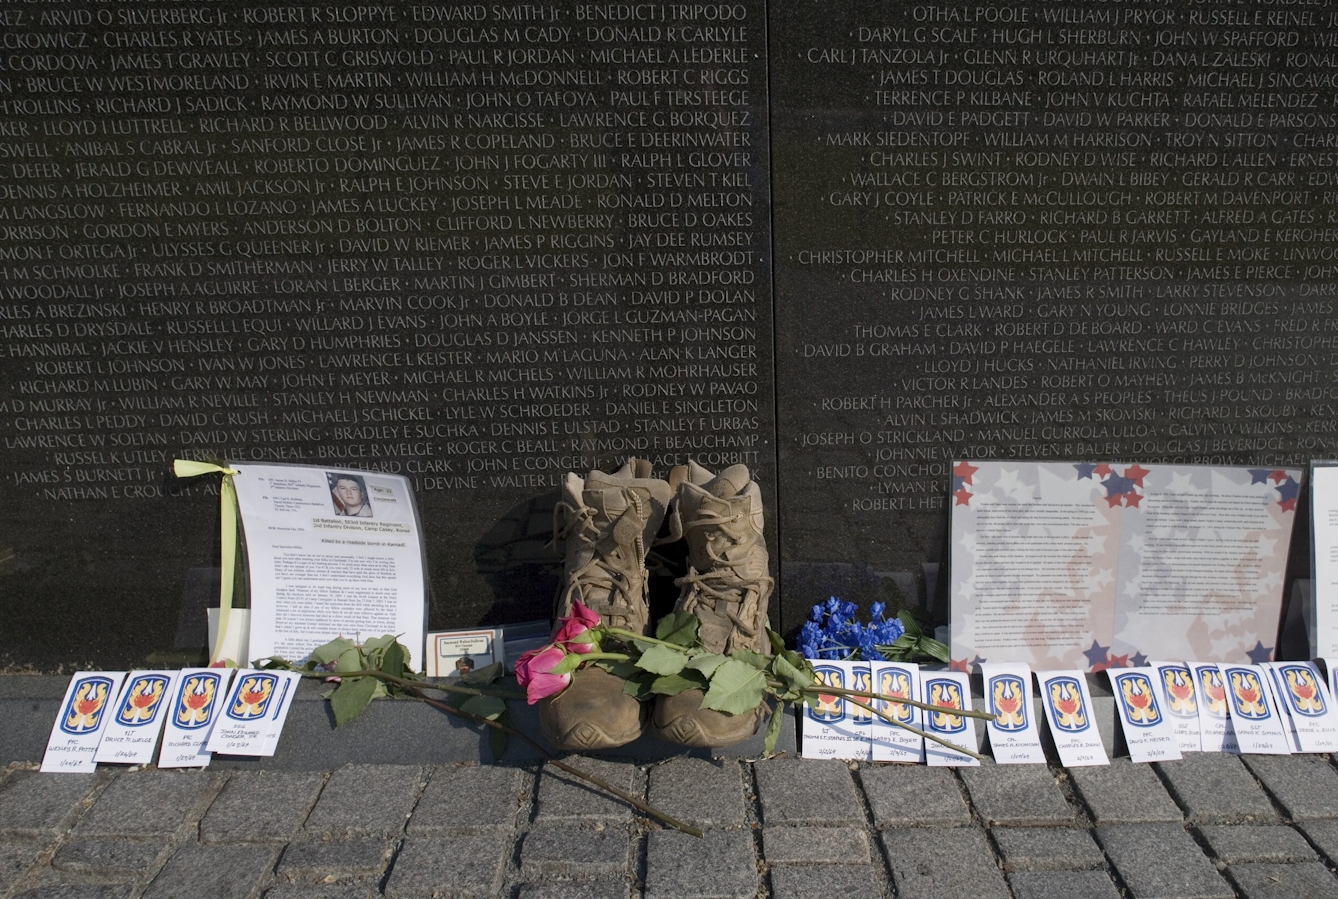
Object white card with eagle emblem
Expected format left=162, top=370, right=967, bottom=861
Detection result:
left=921, top=670, right=979, bottom=767
left=870, top=662, right=923, bottom=763
left=159, top=668, right=235, bottom=768
left=1036, top=670, right=1109, bottom=766
left=802, top=661, right=872, bottom=760
left=1109, top=667, right=1181, bottom=763
left=41, top=672, right=127, bottom=773
left=1152, top=663, right=1204, bottom=753
left=94, top=670, right=180, bottom=766
left=1216, top=664, right=1290, bottom=755
left=1267, top=662, right=1337, bottom=753
left=981, top=663, right=1044, bottom=764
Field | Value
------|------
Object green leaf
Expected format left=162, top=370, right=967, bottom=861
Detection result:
left=897, top=610, right=923, bottom=638
left=916, top=634, right=950, bottom=664
left=771, top=651, right=814, bottom=699
left=329, top=675, right=378, bottom=726
left=593, top=658, right=642, bottom=679
left=622, top=673, right=657, bottom=701
left=487, top=709, right=509, bottom=760
left=767, top=628, right=787, bottom=656
left=701, top=659, right=768, bottom=716
left=650, top=670, right=707, bottom=696
left=332, top=645, right=365, bottom=674
left=459, top=661, right=503, bottom=685
left=731, top=648, right=771, bottom=671
left=684, top=653, right=728, bottom=678
left=763, top=701, right=785, bottom=757
left=655, top=611, right=701, bottom=647
left=636, top=643, right=689, bottom=675
left=381, top=641, right=406, bottom=679
left=361, top=634, right=398, bottom=655
left=460, top=694, right=507, bottom=720
left=309, top=637, right=357, bottom=667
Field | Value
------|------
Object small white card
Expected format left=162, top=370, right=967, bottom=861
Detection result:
left=427, top=628, right=503, bottom=677
left=94, top=671, right=179, bottom=766
left=1110, top=667, right=1181, bottom=763
left=1153, top=662, right=1203, bottom=753
left=802, top=662, right=872, bottom=760
left=206, top=670, right=294, bottom=756
left=1036, top=671, right=1108, bottom=767
left=1218, top=664, right=1291, bottom=755
left=1190, top=663, right=1239, bottom=753
left=1263, top=664, right=1305, bottom=753
left=981, top=663, right=1045, bottom=764
left=260, top=671, right=302, bottom=756
left=1275, top=662, right=1338, bottom=752
left=158, top=669, right=234, bottom=768
left=870, top=662, right=923, bottom=763
left=41, top=672, right=126, bottom=773
left=922, top=671, right=979, bottom=767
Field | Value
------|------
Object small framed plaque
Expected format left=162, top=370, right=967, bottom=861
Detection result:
left=427, top=628, right=504, bottom=678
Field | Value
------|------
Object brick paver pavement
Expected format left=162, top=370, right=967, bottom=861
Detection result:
left=3, top=753, right=1338, bottom=898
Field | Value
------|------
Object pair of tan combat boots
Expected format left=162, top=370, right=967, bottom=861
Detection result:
left=540, top=458, right=774, bottom=750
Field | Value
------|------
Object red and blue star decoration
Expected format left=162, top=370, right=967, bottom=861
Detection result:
left=952, top=461, right=978, bottom=507
left=1247, top=469, right=1299, bottom=512
left=1076, top=462, right=1150, bottom=508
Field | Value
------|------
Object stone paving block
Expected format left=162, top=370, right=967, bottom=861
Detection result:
left=880, top=827, right=1010, bottom=899
left=1299, top=820, right=1338, bottom=864
left=959, top=762, right=1075, bottom=826
left=13, top=887, right=134, bottom=899
left=1156, top=755, right=1279, bottom=825
left=763, top=826, right=869, bottom=864
left=1066, top=758, right=1183, bottom=825
left=263, top=886, right=378, bottom=899
left=860, top=765, right=970, bottom=828
left=646, top=758, right=746, bottom=830
left=141, top=843, right=280, bottom=899
left=769, top=864, right=885, bottom=899
left=1242, top=755, right=1338, bottom=821
left=303, top=765, right=424, bottom=840
left=72, top=770, right=221, bottom=838
left=644, top=829, right=757, bottom=899
left=753, top=759, right=860, bottom=826
left=1197, top=825, right=1316, bottom=864
left=1228, top=862, right=1338, bottom=899
left=200, top=771, right=325, bottom=844
left=1096, top=823, right=1233, bottom=899
left=51, top=838, right=168, bottom=875
left=519, top=823, right=629, bottom=878
left=408, top=764, right=529, bottom=834
left=990, top=826, right=1105, bottom=871
left=0, top=840, right=45, bottom=892
left=276, top=839, right=395, bottom=884
left=515, top=882, right=629, bottom=899
left=1008, top=869, right=1122, bottom=899
left=534, top=757, right=644, bottom=822
left=382, top=834, right=508, bottom=899
left=0, top=772, right=100, bottom=837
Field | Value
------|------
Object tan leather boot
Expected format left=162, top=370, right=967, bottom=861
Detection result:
left=651, top=461, right=775, bottom=747
left=539, top=458, right=672, bottom=750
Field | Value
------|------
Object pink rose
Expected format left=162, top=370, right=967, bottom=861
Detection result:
left=514, top=644, right=572, bottom=704
left=553, top=600, right=603, bottom=655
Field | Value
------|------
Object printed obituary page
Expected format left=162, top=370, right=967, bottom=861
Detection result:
left=951, top=462, right=1298, bottom=671
left=1311, top=462, right=1338, bottom=658
left=949, top=461, right=1121, bottom=670
left=230, top=463, right=428, bottom=671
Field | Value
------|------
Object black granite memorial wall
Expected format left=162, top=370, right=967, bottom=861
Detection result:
left=0, top=0, right=774, bottom=667
left=2, top=0, right=1337, bottom=669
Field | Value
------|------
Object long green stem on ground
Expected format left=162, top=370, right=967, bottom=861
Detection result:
left=838, top=694, right=987, bottom=762
left=604, top=627, right=689, bottom=650
left=818, top=685, right=997, bottom=721
left=306, top=670, right=704, bottom=838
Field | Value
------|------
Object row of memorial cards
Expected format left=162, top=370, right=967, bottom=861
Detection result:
left=801, top=660, right=1338, bottom=766
left=41, top=669, right=302, bottom=773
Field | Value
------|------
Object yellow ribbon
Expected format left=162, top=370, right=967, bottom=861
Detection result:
left=173, top=459, right=241, bottom=665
